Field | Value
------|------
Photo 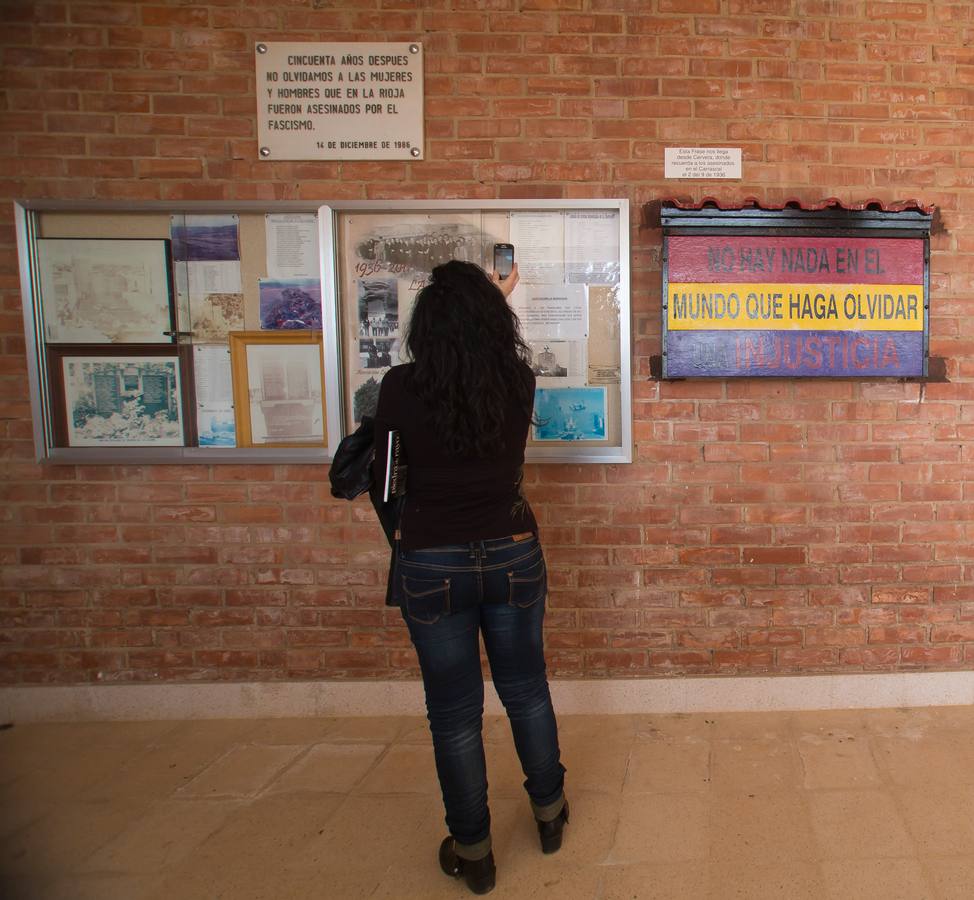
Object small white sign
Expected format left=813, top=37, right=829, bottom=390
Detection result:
left=664, top=147, right=742, bottom=180
left=255, top=42, right=424, bottom=161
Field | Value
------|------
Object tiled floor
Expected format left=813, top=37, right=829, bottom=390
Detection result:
left=3, top=707, right=974, bottom=899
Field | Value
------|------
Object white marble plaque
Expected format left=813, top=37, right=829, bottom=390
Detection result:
left=255, top=41, right=424, bottom=160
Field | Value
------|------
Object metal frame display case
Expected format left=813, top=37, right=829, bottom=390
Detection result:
left=320, top=199, right=632, bottom=464
left=16, top=199, right=632, bottom=465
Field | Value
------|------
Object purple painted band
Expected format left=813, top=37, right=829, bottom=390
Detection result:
left=665, top=330, right=924, bottom=378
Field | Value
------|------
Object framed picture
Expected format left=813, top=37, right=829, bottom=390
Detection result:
left=37, top=238, right=174, bottom=344
left=229, top=331, right=326, bottom=448
left=533, top=386, right=608, bottom=442
left=47, top=346, right=188, bottom=448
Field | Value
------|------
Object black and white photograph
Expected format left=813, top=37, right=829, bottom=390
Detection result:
left=357, top=278, right=399, bottom=339
left=38, top=238, right=173, bottom=344
left=345, top=212, right=508, bottom=279
left=350, top=374, right=382, bottom=426
left=527, top=339, right=587, bottom=387
left=61, top=355, right=184, bottom=447
left=359, top=338, right=396, bottom=371
left=355, top=226, right=478, bottom=272
left=531, top=343, right=568, bottom=377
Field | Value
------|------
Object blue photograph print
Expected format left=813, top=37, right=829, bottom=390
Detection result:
left=197, top=411, right=236, bottom=447
left=259, top=279, right=323, bottom=330
left=533, top=386, right=607, bottom=442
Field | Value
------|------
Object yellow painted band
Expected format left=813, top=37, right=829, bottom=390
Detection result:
left=667, top=282, right=924, bottom=331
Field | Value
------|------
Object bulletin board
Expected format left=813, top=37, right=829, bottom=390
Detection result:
left=319, top=200, right=632, bottom=464
left=15, top=199, right=631, bottom=464
left=15, top=201, right=332, bottom=464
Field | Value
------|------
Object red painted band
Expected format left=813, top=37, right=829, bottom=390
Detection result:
left=668, top=236, right=924, bottom=285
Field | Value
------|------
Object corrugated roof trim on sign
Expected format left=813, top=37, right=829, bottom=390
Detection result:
left=650, top=196, right=936, bottom=214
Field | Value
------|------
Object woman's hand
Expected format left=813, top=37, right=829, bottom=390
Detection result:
left=490, top=262, right=519, bottom=298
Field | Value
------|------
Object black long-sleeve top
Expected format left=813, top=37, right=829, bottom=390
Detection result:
left=372, top=363, right=538, bottom=551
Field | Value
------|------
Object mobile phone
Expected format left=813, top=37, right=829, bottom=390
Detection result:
left=493, top=243, right=514, bottom=280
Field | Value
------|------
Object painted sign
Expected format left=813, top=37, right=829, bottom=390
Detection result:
left=663, top=236, right=927, bottom=377
left=254, top=42, right=424, bottom=161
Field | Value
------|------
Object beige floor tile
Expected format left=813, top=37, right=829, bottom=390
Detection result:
left=70, top=720, right=183, bottom=748
left=304, top=794, right=443, bottom=876
left=921, top=706, right=974, bottom=733
left=559, top=714, right=636, bottom=743
left=707, top=710, right=795, bottom=741
left=560, top=729, right=633, bottom=795
left=78, top=725, right=253, bottom=804
left=893, top=786, right=974, bottom=857
left=157, top=860, right=347, bottom=900
left=398, top=716, right=434, bottom=743
left=0, top=724, right=87, bottom=786
left=80, top=798, right=238, bottom=874
left=600, top=862, right=710, bottom=900
left=864, top=707, right=946, bottom=739
left=493, top=861, right=602, bottom=899
left=820, top=858, right=933, bottom=900
left=634, top=712, right=714, bottom=743
left=154, top=791, right=345, bottom=897
left=371, top=862, right=482, bottom=900
left=502, top=789, right=618, bottom=866
left=710, top=738, right=803, bottom=792
left=178, top=743, right=304, bottom=798
left=791, top=708, right=872, bottom=739
left=157, top=718, right=263, bottom=747
left=357, top=744, right=440, bottom=794
left=485, top=739, right=530, bottom=799
left=483, top=715, right=513, bottom=744
left=709, top=791, right=818, bottom=864
left=796, top=731, right=883, bottom=789
left=609, top=793, right=710, bottom=864
left=0, top=798, right=148, bottom=889
left=923, top=856, right=974, bottom=900
left=42, top=873, right=164, bottom=900
left=6, top=708, right=974, bottom=900
left=808, top=790, right=915, bottom=859
left=873, top=734, right=974, bottom=788
left=624, top=738, right=710, bottom=793
left=322, top=715, right=409, bottom=742
left=0, top=774, right=64, bottom=838
left=706, top=860, right=826, bottom=900
left=266, top=742, right=384, bottom=793
left=243, top=717, right=336, bottom=745
left=1, top=739, right=143, bottom=836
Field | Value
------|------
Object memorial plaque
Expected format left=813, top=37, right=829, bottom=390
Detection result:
left=140, top=373, right=170, bottom=415
left=664, top=148, right=742, bottom=180
left=255, top=42, right=424, bottom=161
left=93, top=372, right=121, bottom=417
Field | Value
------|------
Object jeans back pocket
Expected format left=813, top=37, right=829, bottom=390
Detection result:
left=402, top=574, right=451, bottom=624
left=507, top=554, right=546, bottom=608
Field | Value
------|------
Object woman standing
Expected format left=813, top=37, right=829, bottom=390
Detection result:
left=372, top=260, right=567, bottom=895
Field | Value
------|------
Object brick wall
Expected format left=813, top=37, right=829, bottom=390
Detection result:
left=1, top=0, right=973, bottom=685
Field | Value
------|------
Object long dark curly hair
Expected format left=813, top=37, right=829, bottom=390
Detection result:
left=404, top=260, right=533, bottom=457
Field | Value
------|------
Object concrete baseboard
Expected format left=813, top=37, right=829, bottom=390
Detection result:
left=2, top=672, right=974, bottom=722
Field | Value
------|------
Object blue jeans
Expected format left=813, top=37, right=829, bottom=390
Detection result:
left=398, top=534, right=566, bottom=850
